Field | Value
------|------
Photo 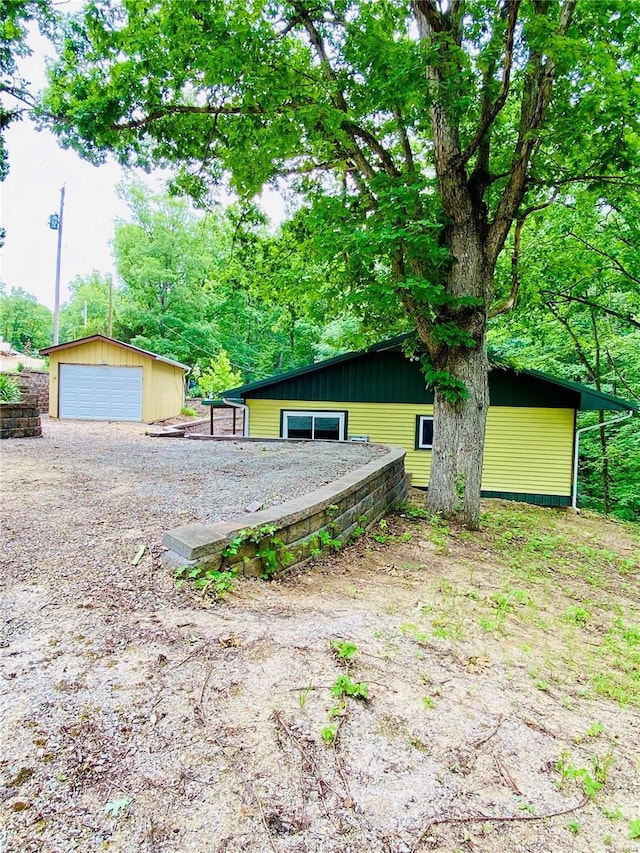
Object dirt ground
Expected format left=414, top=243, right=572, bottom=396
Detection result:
left=1, top=422, right=639, bottom=853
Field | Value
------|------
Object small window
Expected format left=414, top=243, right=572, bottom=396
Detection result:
left=286, top=415, right=313, bottom=438
left=282, top=410, right=346, bottom=441
left=416, top=415, right=434, bottom=450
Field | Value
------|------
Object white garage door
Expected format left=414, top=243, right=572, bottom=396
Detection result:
left=60, top=364, right=143, bottom=421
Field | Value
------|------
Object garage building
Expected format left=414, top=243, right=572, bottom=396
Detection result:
left=40, top=335, right=188, bottom=423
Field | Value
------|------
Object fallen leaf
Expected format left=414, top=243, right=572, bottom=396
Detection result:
left=104, top=796, right=133, bottom=817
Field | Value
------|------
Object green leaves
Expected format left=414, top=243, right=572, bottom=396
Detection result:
left=0, top=285, right=52, bottom=352
left=0, top=374, right=21, bottom=402
left=330, top=675, right=368, bottom=701
left=330, top=640, right=358, bottom=662
left=421, top=358, right=470, bottom=405
left=198, top=351, right=243, bottom=399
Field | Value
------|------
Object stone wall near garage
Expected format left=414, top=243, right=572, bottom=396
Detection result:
left=0, top=394, right=43, bottom=439
left=17, top=371, right=49, bottom=414
left=163, top=444, right=407, bottom=577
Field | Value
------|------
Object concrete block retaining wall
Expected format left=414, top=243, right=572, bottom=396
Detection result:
left=17, top=371, right=49, bottom=414
left=0, top=394, right=43, bottom=439
left=163, top=444, right=407, bottom=577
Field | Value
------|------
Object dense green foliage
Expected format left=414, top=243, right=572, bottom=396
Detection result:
left=197, top=351, right=243, bottom=399
left=0, top=284, right=52, bottom=351
left=106, top=181, right=341, bottom=379
left=489, top=189, right=640, bottom=521
left=0, top=372, right=21, bottom=401
left=59, top=271, right=115, bottom=340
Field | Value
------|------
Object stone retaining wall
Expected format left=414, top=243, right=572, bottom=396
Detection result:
left=0, top=394, right=43, bottom=439
left=17, top=371, right=49, bottom=414
left=163, top=444, right=407, bottom=577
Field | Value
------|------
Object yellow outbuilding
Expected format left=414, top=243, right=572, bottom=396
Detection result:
left=40, top=335, right=188, bottom=423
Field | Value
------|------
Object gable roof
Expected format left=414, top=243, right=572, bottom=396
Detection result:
left=224, top=334, right=638, bottom=412
left=40, top=335, right=190, bottom=371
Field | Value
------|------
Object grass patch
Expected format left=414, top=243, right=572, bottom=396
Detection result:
left=385, top=499, right=640, bottom=707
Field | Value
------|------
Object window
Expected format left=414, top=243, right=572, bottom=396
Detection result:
left=281, top=410, right=347, bottom=441
left=416, top=415, right=434, bottom=450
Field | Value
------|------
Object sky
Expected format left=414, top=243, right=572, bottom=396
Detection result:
left=0, top=14, right=285, bottom=312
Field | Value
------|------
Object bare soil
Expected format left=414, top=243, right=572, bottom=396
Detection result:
left=1, top=421, right=639, bottom=853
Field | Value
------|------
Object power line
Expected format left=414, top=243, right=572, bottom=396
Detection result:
left=153, top=316, right=274, bottom=379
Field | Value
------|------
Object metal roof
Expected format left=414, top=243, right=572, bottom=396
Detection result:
left=40, top=335, right=190, bottom=371
left=224, top=334, right=638, bottom=412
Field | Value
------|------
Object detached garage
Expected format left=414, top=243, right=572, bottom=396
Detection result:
left=40, top=335, right=188, bottom=423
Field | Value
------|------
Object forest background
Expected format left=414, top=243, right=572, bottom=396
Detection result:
left=0, top=0, right=638, bottom=522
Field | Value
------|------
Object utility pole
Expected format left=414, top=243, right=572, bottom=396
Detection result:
left=49, top=185, right=65, bottom=345
left=107, top=273, right=113, bottom=337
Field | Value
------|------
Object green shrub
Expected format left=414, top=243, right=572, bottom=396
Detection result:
left=0, top=374, right=21, bottom=402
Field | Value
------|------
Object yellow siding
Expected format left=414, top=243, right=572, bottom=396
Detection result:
left=247, top=399, right=574, bottom=496
left=146, top=359, right=185, bottom=422
left=48, top=340, right=185, bottom=421
left=483, top=407, right=574, bottom=494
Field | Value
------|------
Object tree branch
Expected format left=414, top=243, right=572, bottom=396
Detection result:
left=605, top=349, right=639, bottom=399
left=459, top=0, right=521, bottom=169
left=528, top=174, right=634, bottom=188
left=292, top=2, right=381, bottom=181
left=489, top=192, right=557, bottom=318
left=489, top=216, right=524, bottom=318
left=110, top=103, right=267, bottom=131
left=544, top=291, right=640, bottom=330
left=567, top=231, right=640, bottom=286
left=344, top=122, right=400, bottom=177
left=393, top=105, right=415, bottom=173
left=547, top=304, right=595, bottom=380
left=415, top=795, right=589, bottom=850
left=487, top=0, right=577, bottom=265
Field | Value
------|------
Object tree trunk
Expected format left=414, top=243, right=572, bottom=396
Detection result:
left=423, top=225, right=491, bottom=529
left=427, top=340, right=489, bottom=528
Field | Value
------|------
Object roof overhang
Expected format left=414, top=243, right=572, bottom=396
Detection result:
left=224, top=333, right=639, bottom=413
left=40, top=335, right=190, bottom=372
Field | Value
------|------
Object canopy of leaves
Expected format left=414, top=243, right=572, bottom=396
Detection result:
left=40, top=1, right=640, bottom=332
left=0, top=284, right=52, bottom=351
left=59, top=271, right=115, bottom=341
left=109, top=180, right=349, bottom=377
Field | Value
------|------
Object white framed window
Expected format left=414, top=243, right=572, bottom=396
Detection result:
left=281, top=410, right=347, bottom=441
left=416, top=415, right=434, bottom=449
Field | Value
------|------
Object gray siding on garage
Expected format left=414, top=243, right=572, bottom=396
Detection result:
left=59, top=364, right=143, bottom=421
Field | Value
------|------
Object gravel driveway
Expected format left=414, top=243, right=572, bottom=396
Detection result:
left=3, top=417, right=383, bottom=526
left=1, top=419, right=386, bottom=851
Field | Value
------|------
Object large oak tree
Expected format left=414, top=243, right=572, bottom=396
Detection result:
left=41, top=0, right=639, bottom=526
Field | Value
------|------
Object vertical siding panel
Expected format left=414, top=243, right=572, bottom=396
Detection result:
left=145, top=361, right=185, bottom=422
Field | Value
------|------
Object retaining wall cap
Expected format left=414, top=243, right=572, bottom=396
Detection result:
left=163, top=444, right=405, bottom=560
